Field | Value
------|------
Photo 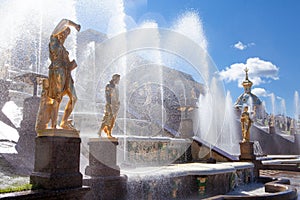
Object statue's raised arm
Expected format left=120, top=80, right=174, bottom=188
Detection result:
left=51, top=19, right=81, bottom=36
left=35, top=19, right=81, bottom=132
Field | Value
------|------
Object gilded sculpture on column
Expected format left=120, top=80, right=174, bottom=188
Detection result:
left=98, top=74, right=121, bottom=138
left=35, top=19, right=80, bottom=131
left=240, top=106, right=252, bottom=142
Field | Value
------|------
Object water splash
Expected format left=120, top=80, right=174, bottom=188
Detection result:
left=171, top=11, right=207, bottom=50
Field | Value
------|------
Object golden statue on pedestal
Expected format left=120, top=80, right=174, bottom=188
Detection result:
left=98, top=74, right=121, bottom=138
left=240, top=106, right=252, bottom=142
left=35, top=19, right=80, bottom=131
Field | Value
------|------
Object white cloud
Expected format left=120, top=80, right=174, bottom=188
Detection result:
left=219, top=57, right=279, bottom=87
left=234, top=41, right=246, bottom=50
left=233, top=41, right=255, bottom=50
left=252, top=88, right=269, bottom=97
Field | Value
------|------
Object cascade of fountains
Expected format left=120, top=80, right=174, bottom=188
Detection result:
left=0, top=0, right=234, bottom=168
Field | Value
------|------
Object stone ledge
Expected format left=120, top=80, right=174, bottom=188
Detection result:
left=122, top=162, right=254, bottom=178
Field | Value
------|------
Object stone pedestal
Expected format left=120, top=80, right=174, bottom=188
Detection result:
left=30, top=129, right=83, bottom=190
left=83, top=137, right=127, bottom=200
left=239, top=141, right=256, bottom=161
left=85, top=138, right=120, bottom=176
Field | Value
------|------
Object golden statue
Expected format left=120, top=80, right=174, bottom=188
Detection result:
left=240, top=106, right=252, bottom=142
left=98, top=74, right=121, bottom=138
left=36, top=19, right=80, bottom=131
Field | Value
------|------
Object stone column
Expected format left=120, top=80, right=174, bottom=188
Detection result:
left=83, top=138, right=127, bottom=200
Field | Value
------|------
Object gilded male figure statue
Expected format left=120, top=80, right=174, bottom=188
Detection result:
left=98, top=74, right=121, bottom=138
left=36, top=19, right=80, bottom=131
left=240, top=106, right=252, bottom=142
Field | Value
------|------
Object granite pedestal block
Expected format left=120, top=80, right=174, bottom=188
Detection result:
left=239, top=141, right=256, bottom=161
left=30, top=130, right=83, bottom=190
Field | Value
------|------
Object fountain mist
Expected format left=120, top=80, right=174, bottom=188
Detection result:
left=0, top=0, right=77, bottom=75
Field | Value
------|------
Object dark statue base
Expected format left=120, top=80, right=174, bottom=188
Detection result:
left=83, top=137, right=127, bottom=200
left=239, top=141, right=256, bottom=161
left=30, top=130, right=83, bottom=190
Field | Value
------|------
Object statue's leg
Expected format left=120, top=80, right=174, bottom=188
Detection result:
left=103, top=126, right=110, bottom=137
left=246, top=127, right=251, bottom=141
left=51, top=100, right=59, bottom=129
left=60, top=86, right=77, bottom=129
left=107, top=117, right=116, bottom=138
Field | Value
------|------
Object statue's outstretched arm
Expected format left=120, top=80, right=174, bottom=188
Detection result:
left=52, top=19, right=80, bottom=35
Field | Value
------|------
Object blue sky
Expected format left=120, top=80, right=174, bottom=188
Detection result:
left=1, top=0, right=299, bottom=117
left=115, top=0, right=300, bottom=117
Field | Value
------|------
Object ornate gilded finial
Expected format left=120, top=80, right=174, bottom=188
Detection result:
left=242, top=67, right=252, bottom=93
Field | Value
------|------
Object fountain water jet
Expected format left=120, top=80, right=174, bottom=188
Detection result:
left=218, top=91, right=239, bottom=155
left=293, top=91, right=300, bottom=133
left=270, top=93, right=276, bottom=116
